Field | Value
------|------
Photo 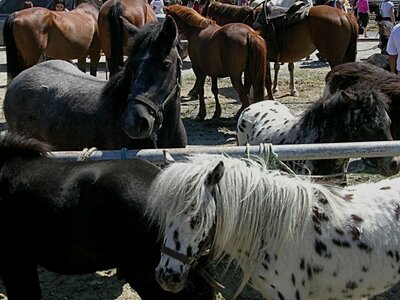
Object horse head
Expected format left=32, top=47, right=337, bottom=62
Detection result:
left=120, top=16, right=182, bottom=140
left=339, top=88, right=400, bottom=176
left=149, top=160, right=225, bottom=293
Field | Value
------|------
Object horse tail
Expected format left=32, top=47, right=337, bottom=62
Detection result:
left=108, top=2, right=124, bottom=76
left=246, top=31, right=266, bottom=103
left=3, top=13, right=21, bottom=83
left=343, top=12, right=358, bottom=63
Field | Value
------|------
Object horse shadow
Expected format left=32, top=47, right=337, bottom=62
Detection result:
left=299, top=59, right=329, bottom=69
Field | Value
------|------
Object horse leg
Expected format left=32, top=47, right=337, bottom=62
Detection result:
left=192, top=67, right=207, bottom=120
left=77, top=55, right=87, bottom=73
left=265, top=61, right=274, bottom=100
left=231, top=75, right=249, bottom=118
left=211, top=77, right=221, bottom=119
left=273, top=61, right=279, bottom=93
left=288, top=62, right=299, bottom=97
left=188, top=84, right=198, bottom=100
left=89, top=52, right=101, bottom=77
left=0, top=260, right=41, bottom=299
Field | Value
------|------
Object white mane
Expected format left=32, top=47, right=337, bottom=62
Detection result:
left=147, top=154, right=347, bottom=291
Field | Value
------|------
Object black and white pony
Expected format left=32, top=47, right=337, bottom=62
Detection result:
left=148, top=154, right=400, bottom=300
left=236, top=87, right=400, bottom=177
left=0, top=134, right=215, bottom=300
left=4, top=16, right=187, bottom=150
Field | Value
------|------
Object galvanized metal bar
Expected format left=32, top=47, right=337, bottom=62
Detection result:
left=49, top=141, right=400, bottom=163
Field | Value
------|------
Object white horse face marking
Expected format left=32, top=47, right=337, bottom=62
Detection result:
left=155, top=162, right=224, bottom=293
left=155, top=206, right=216, bottom=293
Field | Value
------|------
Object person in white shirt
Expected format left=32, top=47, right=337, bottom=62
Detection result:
left=381, top=0, right=395, bottom=23
left=386, top=23, right=400, bottom=73
left=151, top=0, right=165, bottom=14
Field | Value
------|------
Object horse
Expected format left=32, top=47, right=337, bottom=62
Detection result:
left=236, top=84, right=400, bottom=178
left=4, top=17, right=187, bottom=151
left=148, top=153, right=400, bottom=299
left=0, top=134, right=216, bottom=300
left=3, top=0, right=101, bottom=82
left=165, top=5, right=272, bottom=120
left=204, top=1, right=358, bottom=96
left=324, top=61, right=400, bottom=140
left=98, top=0, right=157, bottom=76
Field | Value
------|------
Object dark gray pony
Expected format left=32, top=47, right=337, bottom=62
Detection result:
left=0, top=133, right=214, bottom=300
left=4, top=16, right=187, bottom=150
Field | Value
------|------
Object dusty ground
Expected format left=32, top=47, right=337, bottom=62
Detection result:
left=0, top=35, right=399, bottom=299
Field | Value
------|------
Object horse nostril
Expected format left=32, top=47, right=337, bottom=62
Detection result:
left=390, top=160, right=400, bottom=173
left=172, top=273, right=181, bottom=283
left=139, top=118, right=150, bottom=133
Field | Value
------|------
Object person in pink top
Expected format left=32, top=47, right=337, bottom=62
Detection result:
left=356, top=0, right=370, bottom=37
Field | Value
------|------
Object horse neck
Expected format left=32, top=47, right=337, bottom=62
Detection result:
left=173, top=17, right=211, bottom=41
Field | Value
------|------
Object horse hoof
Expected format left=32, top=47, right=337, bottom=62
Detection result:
left=195, top=114, right=206, bottom=121
left=291, top=90, right=299, bottom=97
left=189, top=94, right=199, bottom=100
left=212, top=113, right=221, bottom=119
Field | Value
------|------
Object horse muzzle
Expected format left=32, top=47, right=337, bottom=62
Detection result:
left=155, top=266, right=188, bottom=293
left=122, top=101, right=157, bottom=139
left=369, top=156, right=400, bottom=177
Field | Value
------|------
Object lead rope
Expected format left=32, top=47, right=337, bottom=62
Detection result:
left=77, top=147, right=98, bottom=161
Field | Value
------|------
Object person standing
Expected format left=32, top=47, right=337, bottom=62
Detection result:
left=53, top=0, right=68, bottom=11
left=380, top=0, right=395, bottom=23
left=151, top=0, right=165, bottom=14
left=387, top=23, right=400, bottom=73
left=355, top=0, right=369, bottom=37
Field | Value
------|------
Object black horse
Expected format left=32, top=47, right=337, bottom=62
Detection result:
left=0, top=134, right=215, bottom=300
left=4, top=16, right=187, bottom=150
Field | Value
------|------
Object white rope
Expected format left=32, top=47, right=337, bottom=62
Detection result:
left=77, top=147, right=98, bottom=161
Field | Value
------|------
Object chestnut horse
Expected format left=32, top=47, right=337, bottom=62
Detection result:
left=3, top=0, right=101, bottom=82
left=203, top=1, right=359, bottom=96
left=98, top=0, right=157, bottom=76
left=166, top=5, right=272, bottom=120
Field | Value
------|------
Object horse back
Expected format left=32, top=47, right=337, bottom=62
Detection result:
left=0, top=156, right=161, bottom=273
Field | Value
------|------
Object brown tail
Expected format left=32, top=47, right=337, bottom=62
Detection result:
left=343, top=12, right=358, bottom=62
left=246, top=31, right=267, bottom=103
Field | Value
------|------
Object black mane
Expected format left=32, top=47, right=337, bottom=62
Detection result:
left=102, top=22, right=179, bottom=100
left=0, top=134, right=51, bottom=158
left=300, top=83, right=390, bottom=132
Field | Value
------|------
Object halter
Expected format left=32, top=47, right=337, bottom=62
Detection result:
left=127, top=78, right=181, bottom=132
left=127, top=57, right=182, bottom=132
left=160, top=224, right=225, bottom=292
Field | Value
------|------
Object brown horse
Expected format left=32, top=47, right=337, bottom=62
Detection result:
left=203, top=2, right=359, bottom=96
left=165, top=5, right=272, bottom=120
left=98, top=0, right=157, bottom=76
left=3, top=0, right=101, bottom=82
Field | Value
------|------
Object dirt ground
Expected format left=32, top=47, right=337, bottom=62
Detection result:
left=0, top=35, right=399, bottom=299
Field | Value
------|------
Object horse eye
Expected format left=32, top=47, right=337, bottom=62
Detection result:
left=163, top=61, right=173, bottom=69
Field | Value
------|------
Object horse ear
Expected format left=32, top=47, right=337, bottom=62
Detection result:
left=162, top=15, right=178, bottom=43
left=120, top=16, right=140, bottom=37
left=206, top=161, right=225, bottom=186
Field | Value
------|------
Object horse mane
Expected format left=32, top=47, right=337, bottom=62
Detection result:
left=148, top=154, right=347, bottom=294
left=102, top=22, right=179, bottom=100
left=326, top=62, right=400, bottom=98
left=166, top=5, right=215, bottom=29
left=204, top=1, right=256, bottom=23
left=0, top=134, right=51, bottom=158
left=300, top=82, right=390, bottom=131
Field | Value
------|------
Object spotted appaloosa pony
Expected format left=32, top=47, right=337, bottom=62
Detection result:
left=236, top=87, right=400, bottom=177
left=148, top=154, right=400, bottom=300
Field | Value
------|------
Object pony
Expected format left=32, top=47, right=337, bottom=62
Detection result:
left=0, top=134, right=215, bottom=300
left=4, top=17, right=187, bottom=150
left=324, top=61, right=400, bottom=140
left=148, top=153, right=400, bottom=299
left=165, top=5, right=272, bottom=120
left=236, top=85, right=400, bottom=177
left=98, top=0, right=157, bottom=77
left=204, top=0, right=358, bottom=96
left=3, top=0, right=101, bottom=82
